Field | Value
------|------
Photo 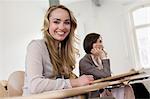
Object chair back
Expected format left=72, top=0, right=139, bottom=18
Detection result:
left=7, top=71, right=24, bottom=96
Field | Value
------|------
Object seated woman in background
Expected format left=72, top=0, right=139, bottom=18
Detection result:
left=79, top=33, right=135, bottom=99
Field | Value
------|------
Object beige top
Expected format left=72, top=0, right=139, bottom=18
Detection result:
left=23, top=39, right=71, bottom=96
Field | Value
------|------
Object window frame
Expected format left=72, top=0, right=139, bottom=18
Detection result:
left=129, top=3, right=150, bottom=69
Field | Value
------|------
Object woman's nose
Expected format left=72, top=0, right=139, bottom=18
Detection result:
left=58, top=23, right=65, bottom=30
left=97, top=43, right=102, bottom=46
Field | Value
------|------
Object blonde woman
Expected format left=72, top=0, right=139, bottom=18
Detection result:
left=23, top=5, right=94, bottom=96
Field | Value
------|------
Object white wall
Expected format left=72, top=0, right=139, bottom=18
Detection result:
left=61, top=0, right=149, bottom=75
left=0, top=0, right=49, bottom=80
left=60, top=0, right=132, bottom=74
left=60, top=0, right=101, bottom=76
left=95, top=1, right=134, bottom=74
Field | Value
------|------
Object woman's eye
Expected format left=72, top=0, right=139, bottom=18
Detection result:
left=99, top=40, right=102, bottom=43
left=53, top=21, right=60, bottom=24
left=64, top=21, right=70, bottom=25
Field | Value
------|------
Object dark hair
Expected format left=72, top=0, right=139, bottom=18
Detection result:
left=83, top=33, right=100, bottom=54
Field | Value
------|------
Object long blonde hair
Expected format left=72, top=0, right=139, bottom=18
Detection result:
left=42, top=5, right=77, bottom=78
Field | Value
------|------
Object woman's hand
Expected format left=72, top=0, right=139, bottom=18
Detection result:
left=91, top=47, right=107, bottom=59
left=70, top=75, right=94, bottom=87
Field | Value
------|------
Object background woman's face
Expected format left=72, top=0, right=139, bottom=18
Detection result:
left=92, top=37, right=103, bottom=49
left=49, top=8, right=71, bottom=41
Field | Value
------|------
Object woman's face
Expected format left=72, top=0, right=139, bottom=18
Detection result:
left=49, top=8, right=71, bottom=41
left=92, top=37, right=103, bottom=49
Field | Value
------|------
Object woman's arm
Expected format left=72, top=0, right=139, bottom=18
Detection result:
left=25, top=41, right=72, bottom=94
left=79, top=57, right=111, bottom=80
left=25, top=40, right=94, bottom=94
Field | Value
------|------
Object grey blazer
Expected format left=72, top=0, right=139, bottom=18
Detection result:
left=79, top=54, right=112, bottom=98
left=79, top=54, right=111, bottom=80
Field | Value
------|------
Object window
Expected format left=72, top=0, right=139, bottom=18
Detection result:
left=131, top=5, right=150, bottom=68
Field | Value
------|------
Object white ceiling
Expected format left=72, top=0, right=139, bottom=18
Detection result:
left=111, top=0, right=138, bottom=5
left=60, top=0, right=138, bottom=5
left=59, top=0, right=86, bottom=5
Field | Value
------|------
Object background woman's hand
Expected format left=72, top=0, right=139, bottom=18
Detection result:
left=91, top=47, right=107, bottom=59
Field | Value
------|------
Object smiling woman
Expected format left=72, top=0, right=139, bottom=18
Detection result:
left=48, top=8, right=71, bottom=41
left=23, top=5, right=94, bottom=97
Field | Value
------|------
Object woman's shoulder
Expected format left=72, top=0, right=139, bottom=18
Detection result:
left=80, top=54, right=92, bottom=63
left=82, top=54, right=91, bottom=59
left=27, top=39, right=46, bottom=50
left=28, top=39, right=45, bottom=47
left=29, top=39, right=44, bottom=44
